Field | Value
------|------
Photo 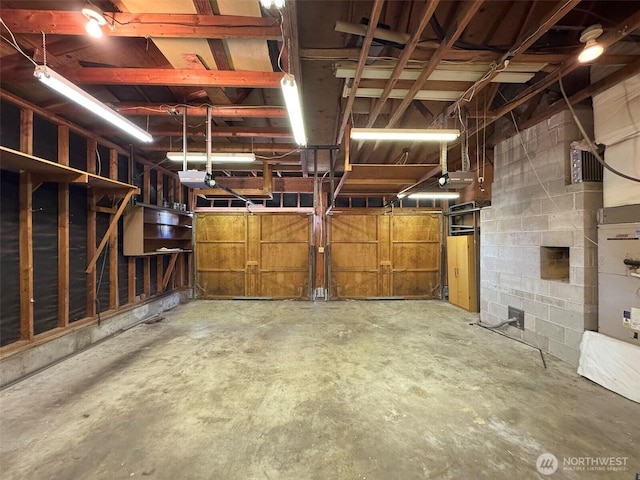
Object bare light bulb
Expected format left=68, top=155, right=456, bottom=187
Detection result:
left=85, top=18, right=103, bottom=38
left=578, top=39, right=604, bottom=63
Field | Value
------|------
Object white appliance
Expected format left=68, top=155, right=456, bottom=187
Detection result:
left=597, top=205, right=640, bottom=346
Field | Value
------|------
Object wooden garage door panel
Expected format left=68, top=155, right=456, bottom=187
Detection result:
left=332, top=243, right=378, bottom=270
left=393, top=271, right=439, bottom=297
left=392, top=243, right=440, bottom=270
left=196, top=214, right=245, bottom=241
left=333, top=272, right=378, bottom=298
left=392, top=214, right=440, bottom=242
left=331, top=215, right=377, bottom=242
left=197, top=243, right=245, bottom=270
left=261, top=215, right=309, bottom=242
left=197, top=271, right=245, bottom=297
left=260, top=272, right=308, bottom=298
left=261, top=243, right=308, bottom=269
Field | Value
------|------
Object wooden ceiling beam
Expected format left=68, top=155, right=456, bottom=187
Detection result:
left=477, top=8, right=640, bottom=137
left=336, top=0, right=385, bottom=145
left=386, top=0, right=484, bottom=128
left=0, top=9, right=282, bottom=39
left=31, top=68, right=284, bottom=88
left=145, top=143, right=299, bottom=153
left=446, top=0, right=580, bottom=115
left=113, top=104, right=287, bottom=117
left=366, top=0, right=440, bottom=128
left=149, top=127, right=293, bottom=138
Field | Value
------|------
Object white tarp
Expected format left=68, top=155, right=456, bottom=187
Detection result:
left=578, top=331, right=640, bottom=403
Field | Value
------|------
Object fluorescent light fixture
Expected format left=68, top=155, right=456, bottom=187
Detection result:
left=167, top=152, right=256, bottom=163
left=408, top=192, right=460, bottom=200
left=82, top=6, right=107, bottom=38
left=281, top=73, right=307, bottom=146
left=350, top=128, right=460, bottom=142
left=578, top=24, right=604, bottom=63
left=33, top=65, right=152, bottom=143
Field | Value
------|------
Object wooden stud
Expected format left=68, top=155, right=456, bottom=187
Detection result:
left=57, top=126, right=70, bottom=327
left=20, top=108, right=33, bottom=155
left=156, top=171, right=164, bottom=294
left=142, top=165, right=151, bottom=297
left=109, top=149, right=119, bottom=309
left=162, top=253, right=180, bottom=290
left=86, top=140, right=97, bottom=317
left=19, top=172, right=34, bottom=340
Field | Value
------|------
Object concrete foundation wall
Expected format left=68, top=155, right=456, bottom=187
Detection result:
left=480, top=110, right=602, bottom=366
left=0, top=291, right=190, bottom=387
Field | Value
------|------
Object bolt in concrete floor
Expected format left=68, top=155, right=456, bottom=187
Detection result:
left=0, top=300, right=638, bottom=479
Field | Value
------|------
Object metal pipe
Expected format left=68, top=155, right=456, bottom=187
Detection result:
left=329, top=148, right=335, bottom=210
left=182, top=107, right=188, bottom=172
left=206, top=105, right=212, bottom=176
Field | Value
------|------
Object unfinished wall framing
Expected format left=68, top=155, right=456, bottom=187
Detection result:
left=0, top=93, right=192, bottom=352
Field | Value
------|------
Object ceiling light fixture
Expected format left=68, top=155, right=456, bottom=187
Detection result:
left=350, top=128, right=460, bottom=142
left=167, top=152, right=256, bottom=163
left=281, top=73, right=307, bottom=146
left=408, top=192, right=460, bottom=200
left=33, top=65, right=153, bottom=143
left=578, top=24, right=604, bottom=63
left=82, top=5, right=107, bottom=38
left=260, top=0, right=285, bottom=9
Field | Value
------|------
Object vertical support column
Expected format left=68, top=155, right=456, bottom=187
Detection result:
left=156, top=170, right=164, bottom=293
left=142, top=165, right=151, bottom=297
left=246, top=214, right=260, bottom=296
left=86, top=140, right=97, bottom=317
left=19, top=173, right=34, bottom=340
left=57, top=126, right=70, bottom=327
left=109, top=149, right=119, bottom=309
left=20, top=109, right=33, bottom=155
left=128, top=149, right=136, bottom=302
left=378, top=214, right=392, bottom=296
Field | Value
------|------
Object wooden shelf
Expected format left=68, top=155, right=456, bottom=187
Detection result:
left=0, top=146, right=138, bottom=194
left=124, top=204, right=193, bottom=256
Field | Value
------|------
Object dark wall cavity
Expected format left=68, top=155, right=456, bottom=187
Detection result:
left=0, top=170, right=21, bottom=346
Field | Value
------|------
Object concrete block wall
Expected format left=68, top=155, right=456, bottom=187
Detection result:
left=480, top=110, right=602, bottom=366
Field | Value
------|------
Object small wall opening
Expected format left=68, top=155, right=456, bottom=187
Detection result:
left=541, top=246, right=570, bottom=281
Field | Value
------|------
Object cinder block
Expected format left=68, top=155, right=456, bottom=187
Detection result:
left=480, top=206, right=495, bottom=221
left=524, top=313, right=536, bottom=330
left=523, top=329, right=551, bottom=351
left=535, top=318, right=566, bottom=342
left=515, top=199, right=542, bottom=216
left=522, top=215, right=549, bottom=231
left=548, top=210, right=586, bottom=231
left=500, top=292, right=524, bottom=309
left=488, top=301, right=508, bottom=319
left=522, top=298, right=550, bottom=320
left=541, top=230, right=575, bottom=248
left=542, top=194, right=575, bottom=213
left=535, top=293, right=566, bottom=309
left=549, top=305, right=585, bottom=330
left=548, top=339, right=580, bottom=367
left=498, top=217, right=523, bottom=232
left=564, top=328, right=585, bottom=350
left=511, top=289, right=536, bottom=300
left=521, top=277, right=550, bottom=296
left=549, top=281, right=585, bottom=303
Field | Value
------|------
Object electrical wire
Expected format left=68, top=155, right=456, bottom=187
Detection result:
left=559, top=76, right=640, bottom=183
left=255, top=149, right=300, bottom=159
left=0, top=17, right=38, bottom=66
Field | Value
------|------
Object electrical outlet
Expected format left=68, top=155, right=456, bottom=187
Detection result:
left=508, top=306, right=525, bottom=330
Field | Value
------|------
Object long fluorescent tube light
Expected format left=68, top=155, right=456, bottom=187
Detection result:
left=408, top=192, right=460, bottom=200
left=33, top=65, right=153, bottom=143
left=281, top=73, right=307, bottom=146
left=351, top=128, right=460, bottom=142
left=167, top=152, right=256, bottom=163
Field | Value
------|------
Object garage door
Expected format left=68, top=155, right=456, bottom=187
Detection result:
left=195, top=213, right=311, bottom=298
left=329, top=210, right=441, bottom=299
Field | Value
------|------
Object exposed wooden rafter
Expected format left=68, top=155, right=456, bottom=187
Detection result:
left=0, top=9, right=282, bottom=39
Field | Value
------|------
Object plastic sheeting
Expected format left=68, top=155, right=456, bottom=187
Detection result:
left=578, top=331, right=640, bottom=403
left=0, top=170, right=20, bottom=346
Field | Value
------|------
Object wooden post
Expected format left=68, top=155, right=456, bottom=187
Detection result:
left=58, top=125, right=70, bottom=327
left=20, top=109, right=33, bottom=155
left=109, top=149, right=119, bottom=309
left=143, top=165, right=151, bottom=297
left=156, top=171, right=164, bottom=293
left=19, top=172, right=34, bottom=340
left=86, top=140, right=97, bottom=317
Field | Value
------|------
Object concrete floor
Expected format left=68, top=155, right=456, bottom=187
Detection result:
left=0, top=300, right=638, bottom=480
